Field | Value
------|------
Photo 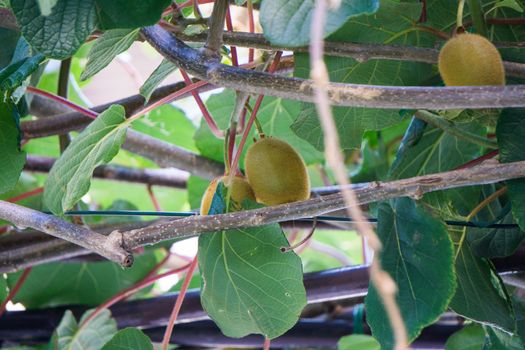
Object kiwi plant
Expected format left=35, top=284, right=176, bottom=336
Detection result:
left=438, top=33, right=505, bottom=86
left=244, top=137, right=310, bottom=206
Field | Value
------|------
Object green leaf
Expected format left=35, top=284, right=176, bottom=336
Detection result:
left=496, top=108, right=525, bottom=231
left=449, top=228, right=515, bottom=333
left=194, top=90, right=323, bottom=165
left=445, top=324, right=485, bottom=350
left=37, top=0, right=57, bottom=15
left=292, top=0, right=430, bottom=150
left=0, top=102, right=25, bottom=194
left=50, top=309, right=117, bottom=350
left=44, top=105, right=128, bottom=214
left=390, top=118, right=483, bottom=219
left=259, top=0, right=379, bottom=46
left=8, top=250, right=160, bottom=307
left=187, top=175, right=210, bottom=210
left=101, top=328, right=153, bottom=350
left=338, top=334, right=380, bottom=350
left=11, top=0, right=96, bottom=59
left=81, top=29, right=139, bottom=81
left=0, top=29, right=21, bottom=69
left=95, top=0, right=171, bottom=29
left=0, top=54, right=44, bottom=93
left=139, top=58, right=178, bottom=103
left=467, top=209, right=525, bottom=259
left=0, top=276, right=8, bottom=305
left=198, top=224, right=306, bottom=339
left=132, top=104, right=197, bottom=152
left=365, top=198, right=456, bottom=349
left=198, top=185, right=306, bottom=339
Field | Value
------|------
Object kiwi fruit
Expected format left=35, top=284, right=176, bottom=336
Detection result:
left=200, top=175, right=255, bottom=215
left=438, top=33, right=505, bottom=86
left=244, top=137, right=310, bottom=205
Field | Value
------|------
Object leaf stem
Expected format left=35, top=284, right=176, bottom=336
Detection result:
left=180, top=69, right=223, bottom=137
left=457, top=0, right=466, bottom=29
left=414, top=110, right=498, bottom=149
left=0, top=267, right=32, bottom=318
left=80, top=261, right=191, bottom=327
left=26, top=87, right=98, bottom=119
left=161, top=256, right=199, bottom=350
left=225, top=7, right=239, bottom=66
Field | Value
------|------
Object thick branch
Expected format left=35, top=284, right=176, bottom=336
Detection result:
left=142, top=25, right=525, bottom=110
left=0, top=201, right=133, bottom=266
left=124, top=159, right=525, bottom=248
left=24, top=155, right=189, bottom=188
left=124, top=131, right=223, bottom=180
left=178, top=31, right=525, bottom=79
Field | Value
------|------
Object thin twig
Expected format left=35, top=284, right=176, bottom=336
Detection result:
left=0, top=201, right=133, bottom=266
left=141, top=25, right=525, bottom=109
left=309, top=0, right=407, bottom=349
left=162, top=256, right=199, bottom=350
left=173, top=31, right=525, bottom=79
left=204, top=0, right=229, bottom=58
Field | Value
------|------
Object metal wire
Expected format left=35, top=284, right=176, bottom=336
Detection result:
left=57, top=210, right=520, bottom=229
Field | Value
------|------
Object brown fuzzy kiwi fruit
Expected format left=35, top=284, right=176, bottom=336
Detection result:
left=244, top=137, right=310, bottom=205
left=438, top=33, right=505, bottom=86
left=200, top=176, right=255, bottom=215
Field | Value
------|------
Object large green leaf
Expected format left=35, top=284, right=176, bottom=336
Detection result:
left=199, top=224, right=306, bottom=339
left=496, top=108, right=525, bottom=231
left=194, top=90, right=323, bottom=165
left=139, top=58, right=177, bottom=103
left=259, top=0, right=379, bottom=47
left=445, top=324, right=485, bottom=350
left=101, top=328, right=153, bottom=350
left=49, top=309, right=117, bottom=350
left=0, top=102, right=25, bottom=194
left=292, top=0, right=430, bottom=150
left=198, top=185, right=306, bottom=339
left=365, top=198, right=456, bottom=349
left=8, top=250, right=160, bottom=307
left=389, top=118, right=482, bottom=219
left=95, top=0, right=171, bottom=29
left=44, top=105, right=128, bottom=214
left=81, top=29, right=139, bottom=81
left=11, top=0, right=96, bottom=59
left=449, top=228, right=515, bottom=333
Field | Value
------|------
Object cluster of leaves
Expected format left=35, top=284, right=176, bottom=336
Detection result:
left=1, top=0, right=525, bottom=349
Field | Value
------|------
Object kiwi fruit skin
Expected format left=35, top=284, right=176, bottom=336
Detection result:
left=244, top=137, right=310, bottom=206
left=438, top=33, right=505, bottom=86
left=200, top=176, right=255, bottom=215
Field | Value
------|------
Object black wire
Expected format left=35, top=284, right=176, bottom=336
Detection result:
left=59, top=210, right=520, bottom=229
